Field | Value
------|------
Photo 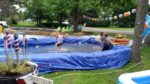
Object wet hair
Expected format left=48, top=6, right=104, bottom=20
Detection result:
left=6, top=31, right=9, bottom=35
left=104, top=33, right=108, bottom=37
left=100, top=32, right=104, bottom=36
left=101, top=33, right=108, bottom=41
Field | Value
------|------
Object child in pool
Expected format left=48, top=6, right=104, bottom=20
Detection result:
left=55, top=31, right=65, bottom=47
left=99, top=32, right=104, bottom=37
left=95, top=32, right=104, bottom=42
left=99, top=32, right=104, bottom=42
left=101, top=33, right=113, bottom=51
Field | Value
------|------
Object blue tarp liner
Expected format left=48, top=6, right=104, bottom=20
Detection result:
left=0, top=35, right=100, bottom=47
left=0, top=35, right=131, bottom=74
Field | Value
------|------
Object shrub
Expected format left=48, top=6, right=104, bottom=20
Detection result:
left=11, top=18, right=18, bottom=24
left=41, top=22, right=68, bottom=28
left=85, top=20, right=111, bottom=27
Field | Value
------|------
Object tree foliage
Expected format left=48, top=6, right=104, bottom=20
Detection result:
left=21, top=0, right=138, bottom=30
left=0, top=0, right=18, bottom=20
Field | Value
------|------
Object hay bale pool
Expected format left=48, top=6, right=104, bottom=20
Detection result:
left=0, top=35, right=131, bottom=74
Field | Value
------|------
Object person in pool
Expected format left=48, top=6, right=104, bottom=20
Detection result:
left=55, top=31, right=65, bottom=47
left=101, top=33, right=113, bottom=51
left=99, top=32, right=104, bottom=37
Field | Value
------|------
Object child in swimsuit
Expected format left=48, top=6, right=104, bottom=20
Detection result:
left=55, top=31, right=65, bottom=47
left=99, top=32, right=104, bottom=37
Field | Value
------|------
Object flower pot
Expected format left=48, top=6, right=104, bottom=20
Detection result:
left=0, top=61, right=38, bottom=84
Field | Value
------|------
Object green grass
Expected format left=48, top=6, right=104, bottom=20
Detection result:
left=96, top=27, right=134, bottom=31
left=11, top=22, right=134, bottom=31
left=11, top=21, right=36, bottom=27
left=42, top=45, right=150, bottom=84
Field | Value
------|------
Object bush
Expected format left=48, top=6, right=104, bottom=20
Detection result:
left=41, top=22, right=68, bottom=28
left=85, top=20, right=111, bottom=27
left=11, top=18, right=18, bottom=24
left=118, top=18, right=135, bottom=27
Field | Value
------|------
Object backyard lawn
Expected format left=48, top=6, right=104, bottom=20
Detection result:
left=96, top=27, right=134, bottom=31
left=42, top=45, right=150, bottom=84
left=11, top=21, right=36, bottom=27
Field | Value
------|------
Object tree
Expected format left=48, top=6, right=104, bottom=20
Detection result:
left=21, top=0, right=47, bottom=26
left=51, top=0, right=99, bottom=32
left=0, top=0, right=18, bottom=20
left=99, top=0, right=137, bottom=27
left=132, top=0, right=148, bottom=62
left=21, top=0, right=138, bottom=30
left=45, top=0, right=69, bottom=23
left=67, top=0, right=137, bottom=31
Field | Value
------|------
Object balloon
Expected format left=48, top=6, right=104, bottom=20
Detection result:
left=97, top=17, right=101, bottom=21
left=105, top=18, right=108, bottom=21
left=83, top=15, right=87, bottom=18
left=88, top=17, right=92, bottom=20
left=114, top=16, right=118, bottom=20
left=132, top=9, right=136, bottom=14
left=92, top=18, right=95, bottom=21
left=101, top=18, right=104, bottom=21
left=124, top=11, right=131, bottom=17
left=144, top=22, right=148, bottom=29
left=109, top=17, right=113, bottom=21
left=119, top=14, right=123, bottom=18
left=94, top=18, right=98, bottom=21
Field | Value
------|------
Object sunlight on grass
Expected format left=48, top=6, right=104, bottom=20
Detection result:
left=18, top=21, right=36, bottom=26
left=96, top=27, right=134, bottom=31
left=11, top=21, right=36, bottom=27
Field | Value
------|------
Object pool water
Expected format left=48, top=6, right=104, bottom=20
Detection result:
left=27, top=43, right=102, bottom=54
left=132, top=76, right=150, bottom=84
left=0, top=43, right=102, bottom=55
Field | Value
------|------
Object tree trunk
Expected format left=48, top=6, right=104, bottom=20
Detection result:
left=39, top=18, right=42, bottom=27
left=71, top=8, right=78, bottom=32
left=36, top=19, right=39, bottom=26
left=58, top=14, right=63, bottom=23
left=36, top=17, right=39, bottom=26
left=70, top=1, right=81, bottom=33
left=1, top=11, right=6, bottom=21
left=132, top=0, right=148, bottom=62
